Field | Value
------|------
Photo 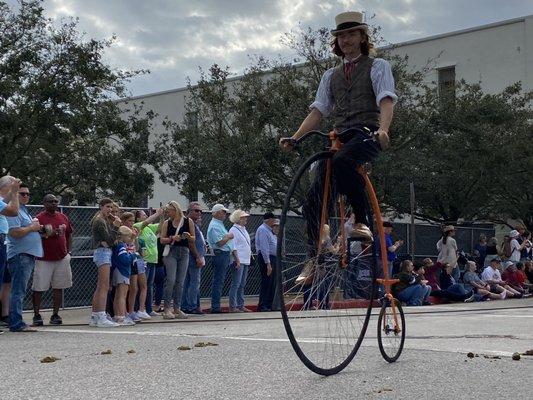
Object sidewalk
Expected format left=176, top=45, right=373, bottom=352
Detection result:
left=24, top=297, right=533, bottom=328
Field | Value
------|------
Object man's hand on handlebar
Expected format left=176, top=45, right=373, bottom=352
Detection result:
left=279, top=137, right=296, bottom=151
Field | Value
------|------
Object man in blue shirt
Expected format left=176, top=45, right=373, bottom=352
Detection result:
left=381, top=221, right=403, bottom=277
left=255, top=212, right=278, bottom=311
left=182, top=202, right=207, bottom=314
left=0, top=175, right=22, bottom=334
left=6, top=184, right=43, bottom=332
left=207, top=203, right=233, bottom=313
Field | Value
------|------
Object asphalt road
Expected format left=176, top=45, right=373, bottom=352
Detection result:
left=1, top=300, right=532, bottom=399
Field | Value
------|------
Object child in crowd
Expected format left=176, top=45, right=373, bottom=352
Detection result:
left=392, top=260, right=427, bottom=306
left=463, top=261, right=506, bottom=300
left=112, top=226, right=135, bottom=326
left=412, top=264, right=432, bottom=305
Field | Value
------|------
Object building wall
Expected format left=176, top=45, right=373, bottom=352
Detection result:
left=117, top=15, right=532, bottom=209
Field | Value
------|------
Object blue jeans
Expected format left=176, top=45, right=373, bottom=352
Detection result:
left=229, top=263, right=249, bottom=309
left=145, top=263, right=157, bottom=314
left=182, top=257, right=203, bottom=311
left=443, top=283, right=473, bottom=301
left=8, top=253, right=35, bottom=331
left=397, top=284, right=425, bottom=306
left=211, top=250, right=230, bottom=311
left=0, top=234, right=6, bottom=291
left=154, top=266, right=166, bottom=308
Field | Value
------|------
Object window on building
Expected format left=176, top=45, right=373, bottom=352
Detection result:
left=438, top=66, right=456, bottom=99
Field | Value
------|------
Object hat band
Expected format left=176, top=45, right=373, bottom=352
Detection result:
left=335, top=21, right=366, bottom=31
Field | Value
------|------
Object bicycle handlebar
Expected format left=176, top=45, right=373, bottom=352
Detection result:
left=281, top=127, right=375, bottom=148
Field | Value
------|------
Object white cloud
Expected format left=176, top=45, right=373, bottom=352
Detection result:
left=5, top=0, right=530, bottom=96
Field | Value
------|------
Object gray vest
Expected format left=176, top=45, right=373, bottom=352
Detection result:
left=330, top=55, right=380, bottom=130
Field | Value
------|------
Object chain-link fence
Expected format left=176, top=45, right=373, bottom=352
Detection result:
left=15, top=206, right=493, bottom=310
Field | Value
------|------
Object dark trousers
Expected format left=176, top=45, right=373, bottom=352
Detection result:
left=257, top=253, right=276, bottom=311
left=0, top=234, right=6, bottom=290
left=154, top=265, right=166, bottom=307
left=303, top=128, right=380, bottom=245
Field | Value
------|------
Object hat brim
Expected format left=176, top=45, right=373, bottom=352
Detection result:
left=331, top=24, right=368, bottom=36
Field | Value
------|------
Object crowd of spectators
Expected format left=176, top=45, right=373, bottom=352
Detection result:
left=1, top=174, right=532, bottom=332
left=391, top=225, right=532, bottom=306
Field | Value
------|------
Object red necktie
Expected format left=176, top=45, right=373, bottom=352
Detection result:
left=344, top=60, right=357, bottom=80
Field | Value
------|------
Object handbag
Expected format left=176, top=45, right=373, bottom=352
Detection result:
left=162, top=244, right=171, bottom=257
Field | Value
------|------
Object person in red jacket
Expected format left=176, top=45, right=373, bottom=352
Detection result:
left=32, top=194, right=73, bottom=326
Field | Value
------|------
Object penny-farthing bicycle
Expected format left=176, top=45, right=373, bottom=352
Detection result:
left=277, top=128, right=406, bottom=376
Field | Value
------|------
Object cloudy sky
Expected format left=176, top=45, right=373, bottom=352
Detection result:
left=11, top=0, right=532, bottom=97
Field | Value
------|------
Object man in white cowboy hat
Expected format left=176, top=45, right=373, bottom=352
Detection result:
left=508, top=229, right=527, bottom=263
left=280, top=11, right=397, bottom=245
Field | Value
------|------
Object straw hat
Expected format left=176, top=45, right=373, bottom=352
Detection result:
left=331, top=11, right=368, bottom=36
left=229, top=209, right=250, bottom=224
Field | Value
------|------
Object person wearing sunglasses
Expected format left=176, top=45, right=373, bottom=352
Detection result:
left=5, top=184, right=43, bottom=332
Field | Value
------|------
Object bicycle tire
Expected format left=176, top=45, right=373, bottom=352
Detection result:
left=377, top=299, right=406, bottom=363
left=277, top=151, right=377, bottom=376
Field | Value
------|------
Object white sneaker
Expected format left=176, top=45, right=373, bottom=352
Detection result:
left=174, top=309, right=189, bottom=319
left=149, top=311, right=160, bottom=317
left=89, top=315, right=98, bottom=327
left=500, top=290, right=507, bottom=300
left=96, top=316, right=119, bottom=328
left=120, top=315, right=135, bottom=326
left=128, top=312, right=142, bottom=322
left=136, top=310, right=152, bottom=320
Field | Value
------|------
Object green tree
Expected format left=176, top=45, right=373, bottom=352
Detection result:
left=0, top=0, right=160, bottom=205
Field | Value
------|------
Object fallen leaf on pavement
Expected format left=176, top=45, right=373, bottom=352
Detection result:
left=127, top=350, right=136, bottom=354
left=206, top=342, right=218, bottom=347
left=100, top=350, right=112, bottom=355
left=177, top=346, right=191, bottom=351
left=194, top=342, right=207, bottom=348
left=523, top=349, right=533, bottom=356
left=512, top=352, right=521, bottom=361
left=40, top=356, right=60, bottom=363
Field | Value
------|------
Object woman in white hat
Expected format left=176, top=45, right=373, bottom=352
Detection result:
left=436, top=225, right=460, bottom=281
left=279, top=11, right=397, bottom=246
left=228, top=210, right=252, bottom=312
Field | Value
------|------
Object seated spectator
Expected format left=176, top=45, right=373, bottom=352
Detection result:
left=501, top=262, right=527, bottom=295
left=525, top=261, right=533, bottom=284
left=463, top=261, right=505, bottom=300
left=481, top=258, right=521, bottom=298
left=412, top=264, right=432, bottom=305
left=435, top=263, right=476, bottom=302
left=421, top=258, right=441, bottom=291
left=392, top=260, right=427, bottom=306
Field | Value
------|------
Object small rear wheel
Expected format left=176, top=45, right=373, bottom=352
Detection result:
left=377, top=298, right=405, bottom=362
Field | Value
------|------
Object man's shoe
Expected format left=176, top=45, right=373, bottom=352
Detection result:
left=191, top=309, right=205, bottom=315
left=240, top=307, right=252, bottom=312
left=210, top=308, right=223, bottom=314
left=49, top=314, right=63, bottom=325
left=32, top=314, right=44, bottom=327
left=349, top=224, right=373, bottom=242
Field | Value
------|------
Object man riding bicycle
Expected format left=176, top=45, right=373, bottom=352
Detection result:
left=280, top=11, right=397, bottom=246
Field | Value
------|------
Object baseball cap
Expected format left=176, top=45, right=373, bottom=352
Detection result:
left=211, top=204, right=229, bottom=213
left=263, top=212, right=275, bottom=220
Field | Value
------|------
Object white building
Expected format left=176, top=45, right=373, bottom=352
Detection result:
left=117, top=15, right=532, bottom=209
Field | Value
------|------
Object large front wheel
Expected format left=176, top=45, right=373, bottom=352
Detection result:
left=277, top=151, right=378, bottom=376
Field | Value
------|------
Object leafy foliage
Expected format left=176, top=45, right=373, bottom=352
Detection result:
left=0, top=0, right=161, bottom=205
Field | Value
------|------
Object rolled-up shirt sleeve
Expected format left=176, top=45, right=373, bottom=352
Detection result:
left=371, top=58, right=398, bottom=107
left=309, top=69, right=335, bottom=117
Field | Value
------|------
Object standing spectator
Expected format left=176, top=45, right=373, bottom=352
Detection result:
left=228, top=210, right=252, bottom=313
left=134, top=208, right=164, bottom=317
left=89, top=198, right=121, bottom=328
left=381, top=221, right=403, bottom=277
left=181, top=202, right=207, bottom=315
left=481, top=258, right=521, bottom=298
left=436, top=225, right=459, bottom=281
left=473, top=234, right=487, bottom=268
left=112, top=226, right=135, bottom=326
left=121, top=211, right=143, bottom=322
left=520, top=231, right=532, bottom=261
left=509, top=230, right=527, bottom=264
left=255, top=212, right=277, bottom=312
left=32, top=194, right=73, bottom=326
left=0, top=175, right=21, bottom=334
left=6, top=184, right=43, bottom=332
left=484, top=237, right=500, bottom=266
left=207, top=204, right=233, bottom=314
left=160, top=201, right=195, bottom=319
left=501, top=235, right=512, bottom=260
